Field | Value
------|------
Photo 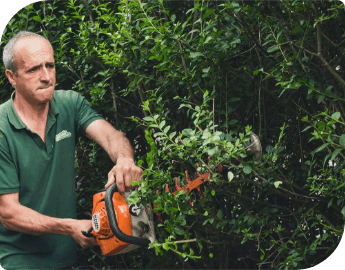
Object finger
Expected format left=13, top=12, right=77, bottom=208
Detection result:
left=124, top=170, right=133, bottom=192
left=135, top=167, right=143, bottom=186
left=105, top=171, right=116, bottom=189
left=115, top=169, right=125, bottom=195
left=88, top=237, right=97, bottom=247
left=136, top=167, right=143, bottom=181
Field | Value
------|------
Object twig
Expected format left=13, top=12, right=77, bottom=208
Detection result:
left=151, top=238, right=198, bottom=248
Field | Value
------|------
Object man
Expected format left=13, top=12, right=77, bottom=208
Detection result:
left=0, top=31, right=143, bottom=269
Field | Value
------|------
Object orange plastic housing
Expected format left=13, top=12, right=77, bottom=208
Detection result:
left=91, top=191, right=133, bottom=256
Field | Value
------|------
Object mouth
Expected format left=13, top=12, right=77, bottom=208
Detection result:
left=37, top=85, right=53, bottom=90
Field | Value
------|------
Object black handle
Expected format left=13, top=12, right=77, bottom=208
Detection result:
left=81, top=227, right=94, bottom=238
left=105, top=183, right=150, bottom=247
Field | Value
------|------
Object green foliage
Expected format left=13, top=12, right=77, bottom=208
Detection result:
left=1, top=0, right=345, bottom=269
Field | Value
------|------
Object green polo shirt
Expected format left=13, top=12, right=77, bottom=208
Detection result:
left=0, top=90, right=103, bottom=269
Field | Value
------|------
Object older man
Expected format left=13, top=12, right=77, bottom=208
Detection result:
left=0, top=31, right=142, bottom=269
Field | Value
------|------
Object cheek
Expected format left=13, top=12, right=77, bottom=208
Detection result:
left=51, top=71, right=56, bottom=82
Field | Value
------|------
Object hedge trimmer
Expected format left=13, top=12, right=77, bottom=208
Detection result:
left=82, top=133, right=262, bottom=256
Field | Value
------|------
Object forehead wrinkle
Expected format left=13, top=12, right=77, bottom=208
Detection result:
left=13, top=38, right=54, bottom=70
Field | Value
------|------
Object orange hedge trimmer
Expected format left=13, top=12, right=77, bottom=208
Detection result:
left=83, top=133, right=261, bottom=256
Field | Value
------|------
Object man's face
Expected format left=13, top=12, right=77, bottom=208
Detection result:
left=5, top=37, right=56, bottom=105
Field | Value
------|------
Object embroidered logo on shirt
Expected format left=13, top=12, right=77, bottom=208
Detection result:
left=55, top=130, right=72, bottom=142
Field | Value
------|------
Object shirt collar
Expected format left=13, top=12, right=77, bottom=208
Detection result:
left=8, top=91, right=59, bottom=130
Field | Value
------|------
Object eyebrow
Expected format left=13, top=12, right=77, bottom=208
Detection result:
left=27, top=62, right=55, bottom=72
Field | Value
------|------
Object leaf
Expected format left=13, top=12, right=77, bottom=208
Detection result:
left=327, top=198, right=333, bottom=208
left=267, top=45, right=280, bottom=53
left=174, top=226, right=184, bottom=235
left=190, top=52, right=204, bottom=58
left=339, top=134, right=345, bottom=147
left=292, top=26, right=303, bottom=34
left=143, top=116, right=154, bottom=122
left=302, top=125, right=313, bottom=132
left=177, top=215, right=186, bottom=226
left=253, top=68, right=263, bottom=75
left=229, top=119, right=238, bottom=125
left=331, top=112, right=341, bottom=120
left=202, top=9, right=215, bottom=20
left=202, top=67, right=210, bottom=73
left=216, top=210, right=223, bottom=219
left=32, top=16, right=42, bottom=22
left=163, top=125, right=170, bottom=134
left=341, top=207, right=345, bottom=217
left=228, top=171, right=234, bottom=182
left=163, top=242, right=169, bottom=250
left=207, top=147, right=218, bottom=156
left=159, top=120, right=166, bottom=129
left=317, top=121, right=325, bottom=131
left=274, top=181, right=282, bottom=188
left=315, top=143, right=329, bottom=153
left=169, top=131, right=176, bottom=140
left=331, top=148, right=342, bottom=160
left=243, top=166, right=252, bottom=174
left=131, top=181, right=139, bottom=186
left=205, top=36, right=212, bottom=44
left=317, top=95, right=326, bottom=104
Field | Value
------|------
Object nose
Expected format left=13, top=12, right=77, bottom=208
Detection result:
left=40, top=66, right=51, bottom=83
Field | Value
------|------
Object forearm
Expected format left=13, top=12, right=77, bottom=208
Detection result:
left=86, top=119, right=135, bottom=163
left=107, top=129, right=134, bottom=163
left=0, top=203, right=74, bottom=237
left=85, top=119, right=143, bottom=193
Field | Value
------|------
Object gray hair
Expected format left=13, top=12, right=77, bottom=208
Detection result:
left=3, top=31, right=52, bottom=75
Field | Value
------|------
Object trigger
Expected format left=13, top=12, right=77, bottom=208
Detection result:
left=81, top=227, right=94, bottom=238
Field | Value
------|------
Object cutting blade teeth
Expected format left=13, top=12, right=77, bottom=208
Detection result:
left=196, top=164, right=201, bottom=177
left=185, top=170, right=191, bottom=184
left=175, top=177, right=183, bottom=191
left=165, top=184, right=170, bottom=192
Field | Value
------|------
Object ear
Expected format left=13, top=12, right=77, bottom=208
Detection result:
left=5, top=69, right=17, bottom=87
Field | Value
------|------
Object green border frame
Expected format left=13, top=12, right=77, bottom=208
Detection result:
left=0, top=0, right=345, bottom=270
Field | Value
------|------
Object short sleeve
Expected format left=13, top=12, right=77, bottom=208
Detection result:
left=75, top=93, right=104, bottom=138
left=0, top=131, right=19, bottom=194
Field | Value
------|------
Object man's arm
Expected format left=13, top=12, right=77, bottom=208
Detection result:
left=0, top=192, right=96, bottom=248
left=85, top=119, right=143, bottom=194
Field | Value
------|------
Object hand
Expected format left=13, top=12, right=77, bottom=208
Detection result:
left=70, top=219, right=97, bottom=249
left=105, top=157, right=143, bottom=194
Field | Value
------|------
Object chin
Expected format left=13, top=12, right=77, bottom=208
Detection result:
left=36, top=87, right=55, bottom=103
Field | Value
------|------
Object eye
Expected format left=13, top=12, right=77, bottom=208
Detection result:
left=46, top=63, right=55, bottom=69
left=28, top=66, right=39, bottom=73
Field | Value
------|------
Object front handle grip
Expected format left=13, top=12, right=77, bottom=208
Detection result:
left=105, top=183, right=150, bottom=247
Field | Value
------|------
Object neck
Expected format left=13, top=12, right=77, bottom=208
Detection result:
left=13, top=91, right=50, bottom=143
left=13, top=91, right=50, bottom=122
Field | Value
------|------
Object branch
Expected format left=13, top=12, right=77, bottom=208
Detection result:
left=177, top=40, right=188, bottom=77
left=110, top=78, right=119, bottom=129
left=83, top=0, right=95, bottom=27
left=291, top=40, right=345, bottom=87
left=312, top=1, right=345, bottom=87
